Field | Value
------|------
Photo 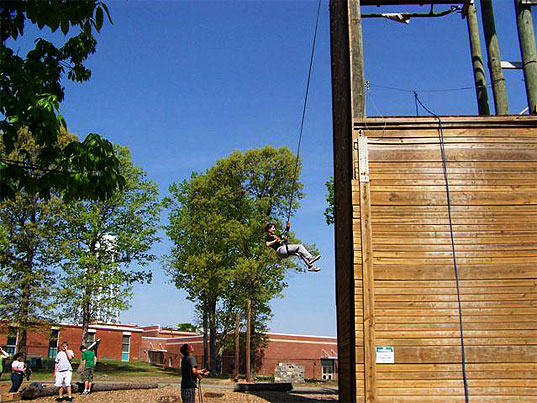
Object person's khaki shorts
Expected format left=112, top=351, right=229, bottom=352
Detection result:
left=81, top=367, right=94, bottom=383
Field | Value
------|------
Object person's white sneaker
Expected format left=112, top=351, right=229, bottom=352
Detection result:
left=308, top=255, right=321, bottom=265
left=308, top=266, right=320, bottom=272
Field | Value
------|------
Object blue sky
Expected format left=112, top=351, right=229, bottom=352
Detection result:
left=13, top=1, right=533, bottom=336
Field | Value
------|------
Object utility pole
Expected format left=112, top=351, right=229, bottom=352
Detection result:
left=465, top=1, right=490, bottom=115
left=479, top=0, right=509, bottom=114
left=514, top=0, right=537, bottom=114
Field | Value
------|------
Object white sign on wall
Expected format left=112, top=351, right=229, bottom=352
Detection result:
left=376, top=346, right=394, bottom=364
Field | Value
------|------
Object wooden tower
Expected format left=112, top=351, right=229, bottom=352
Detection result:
left=329, top=1, right=537, bottom=402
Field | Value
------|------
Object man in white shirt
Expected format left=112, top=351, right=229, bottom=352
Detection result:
left=54, top=341, right=74, bottom=402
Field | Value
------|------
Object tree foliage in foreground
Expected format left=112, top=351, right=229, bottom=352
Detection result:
left=0, top=128, right=75, bottom=354
left=165, top=146, right=307, bottom=374
left=1, top=0, right=125, bottom=201
left=59, top=146, right=161, bottom=344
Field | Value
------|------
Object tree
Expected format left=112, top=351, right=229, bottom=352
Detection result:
left=165, top=146, right=307, bottom=374
left=176, top=323, right=197, bottom=332
left=324, top=177, right=334, bottom=225
left=58, top=146, right=161, bottom=344
left=0, top=128, right=74, bottom=354
left=1, top=0, right=125, bottom=201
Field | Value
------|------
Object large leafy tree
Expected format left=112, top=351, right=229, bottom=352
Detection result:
left=0, top=128, right=74, bottom=354
left=1, top=0, right=125, bottom=201
left=165, top=146, right=307, bottom=374
left=59, top=146, right=161, bottom=344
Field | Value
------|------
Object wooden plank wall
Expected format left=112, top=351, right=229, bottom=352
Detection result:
left=352, top=116, right=537, bottom=402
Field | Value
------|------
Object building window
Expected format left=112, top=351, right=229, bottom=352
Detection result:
left=6, top=327, right=17, bottom=355
left=121, top=335, right=131, bottom=362
left=84, top=332, right=95, bottom=347
left=48, top=329, right=59, bottom=358
left=321, top=359, right=335, bottom=380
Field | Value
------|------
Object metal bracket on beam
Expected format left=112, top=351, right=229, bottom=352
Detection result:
left=362, top=5, right=462, bottom=22
left=501, top=61, right=523, bottom=69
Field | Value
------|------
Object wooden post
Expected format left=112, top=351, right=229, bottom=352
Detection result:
left=514, top=0, right=537, bottom=114
left=234, top=312, right=240, bottom=381
left=349, top=0, right=366, bottom=119
left=358, top=133, right=376, bottom=403
left=329, top=0, right=358, bottom=401
left=245, top=299, right=252, bottom=382
left=465, top=1, right=490, bottom=115
left=479, top=0, right=509, bottom=115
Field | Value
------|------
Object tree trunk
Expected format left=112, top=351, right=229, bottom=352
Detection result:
left=21, top=382, right=158, bottom=399
left=234, top=312, right=240, bottom=381
left=245, top=299, right=252, bottom=382
left=202, top=307, right=209, bottom=369
left=17, top=250, right=34, bottom=355
left=209, top=299, right=217, bottom=373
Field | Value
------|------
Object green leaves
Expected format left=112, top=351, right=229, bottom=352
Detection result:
left=324, top=177, right=334, bottom=225
left=59, top=145, right=161, bottom=326
left=165, top=146, right=306, bottom=371
left=1, top=1, right=123, bottom=202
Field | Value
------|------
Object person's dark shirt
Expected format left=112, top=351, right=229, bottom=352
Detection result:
left=181, top=355, right=198, bottom=389
left=266, top=234, right=283, bottom=251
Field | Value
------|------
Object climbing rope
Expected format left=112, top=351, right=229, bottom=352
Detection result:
left=284, top=0, right=322, bottom=236
left=414, top=92, right=470, bottom=403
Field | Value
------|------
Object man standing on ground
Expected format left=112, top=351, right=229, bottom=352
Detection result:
left=54, top=341, right=74, bottom=402
left=80, top=345, right=97, bottom=394
left=180, top=343, right=208, bottom=403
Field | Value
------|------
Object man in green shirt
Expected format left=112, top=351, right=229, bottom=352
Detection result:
left=79, top=345, right=97, bottom=394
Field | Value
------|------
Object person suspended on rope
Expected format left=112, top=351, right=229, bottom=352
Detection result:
left=264, top=223, right=321, bottom=272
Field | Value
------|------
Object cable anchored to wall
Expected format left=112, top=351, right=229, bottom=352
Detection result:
left=413, top=92, right=470, bottom=403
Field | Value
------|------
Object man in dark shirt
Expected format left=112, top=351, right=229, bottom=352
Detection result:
left=264, top=223, right=321, bottom=271
left=180, top=343, right=208, bottom=403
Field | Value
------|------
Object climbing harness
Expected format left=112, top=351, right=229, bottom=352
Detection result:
left=414, top=92, right=470, bottom=403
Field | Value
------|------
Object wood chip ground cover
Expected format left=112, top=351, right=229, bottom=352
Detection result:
left=1, top=383, right=338, bottom=402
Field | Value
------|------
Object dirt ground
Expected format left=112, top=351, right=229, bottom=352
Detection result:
left=1, top=382, right=338, bottom=402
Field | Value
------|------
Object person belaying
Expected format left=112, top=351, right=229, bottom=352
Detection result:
left=264, top=223, right=320, bottom=272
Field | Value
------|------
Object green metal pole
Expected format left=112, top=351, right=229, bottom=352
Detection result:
left=514, top=0, right=537, bottom=114
left=466, top=1, right=490, bottom=115
left=479, top=0, right=509, bottom=115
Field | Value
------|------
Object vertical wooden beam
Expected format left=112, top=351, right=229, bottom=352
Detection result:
left=329, top=0, right=357, bottom=401
left=349, top=0, right=366, bottom=119
left=465, top=1, right=490, bottom=115
left=358, top=133, right=376, bottom=402
left=479, top=0, right=509, bottom=115
left=514, top=0, right=537, bottom=114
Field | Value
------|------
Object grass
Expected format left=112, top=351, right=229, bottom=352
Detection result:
left=18, top=359, right=182, bottom=382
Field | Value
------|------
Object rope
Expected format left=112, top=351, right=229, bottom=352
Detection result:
left=284, top=0, right=322, bottom=231
left=414, top=92, right=470, bottom=403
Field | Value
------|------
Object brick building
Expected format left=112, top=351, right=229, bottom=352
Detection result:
left=139, top=326, right=338, bottom=380
left=0, top=322, right=142, bottom=363
left=1, top=322, right=337, bottom=380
